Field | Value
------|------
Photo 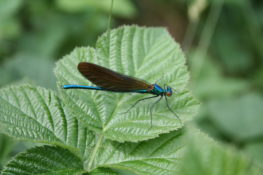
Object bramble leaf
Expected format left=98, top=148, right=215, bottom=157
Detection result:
left=179, top=127, right=262, bottom=175
left=0, top=84, right=94, bottom=156
left=55, top=26, right=199, bottom=142
left=208, top=94, right=263, bottom=141
left=1, top=146, right=83, bottom=175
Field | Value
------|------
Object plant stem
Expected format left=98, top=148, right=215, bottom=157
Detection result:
left=192, top=0, right=224, bottom=78
left=107, top=0, right=114, bottom=65
left=107, top=0, right=114, bottom=42
left=183, top=21, right=199, bottom=53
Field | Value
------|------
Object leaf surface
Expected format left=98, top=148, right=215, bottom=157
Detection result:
left=89, top=130, right=184, bottom=175
left=208, top=93, right=263, bottom=141
left=1, top=145, right=83, bottom=175
left=0, top=84, right=93, bottom=156
left=55, top=26, right=199, bottom=142
left=179, top=127, right=262, bottom=175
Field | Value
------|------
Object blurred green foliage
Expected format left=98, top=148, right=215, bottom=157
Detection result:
left=0, top=0, right=263, bottom=174
left=0, top=0, right=136, bottom=89
left=56, top=0, right=136, bottom=18
left=186, top=0, right=263, bottom=172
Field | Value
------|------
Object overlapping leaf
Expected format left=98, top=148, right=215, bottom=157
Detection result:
left=1, top=146, right=83, bottom=175
left=55, top=26, right=199, bottom=142
left=0, top=84, right=94, bottom=156
left=91, top=130, right=184, bottom=175
left=208, top=93, right=263, bottom=141
left=0, top=129, right=184, bottom=175
left=179, top=127, right=262, bottom=175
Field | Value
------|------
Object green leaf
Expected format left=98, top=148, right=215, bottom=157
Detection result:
left=90, top=168, right=119, bottom=175
left=0, top=84, right=94, bottom=156
left=113, top=169, right=136, bottom=175
left=245, top=141, right=263, bottom=169
left=179, top=127, right=262, bottom=175
left=2, top=54, right=56, bottom=89
left=207, top=93, right=263, bottom=141
left=55, top=26, right=199, bottom=142
left=87, top=130, right=184, bottom=174
left=1, top=145, right=83, bottom=175
left=189, top=50, right=249, bottom=99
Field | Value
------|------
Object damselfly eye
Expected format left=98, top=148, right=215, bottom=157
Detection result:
left=166, top=86, right=173, bottom=97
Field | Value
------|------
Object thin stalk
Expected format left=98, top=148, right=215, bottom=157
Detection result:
left=183, top=21, right=199, bottom=53
left=183, top=0, right=207, bottom=53
left=107, top=0, right=114, bottom=43
left=106, top=0, right=114, bottom=66
left=192, top=0, right=224, bottom=78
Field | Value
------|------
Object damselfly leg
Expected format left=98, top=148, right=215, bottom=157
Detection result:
left=121, top=95, right=159, bottom=114
left=164, top=95, right=182, bottom=125
left=149, top=95, right=163, bottom=128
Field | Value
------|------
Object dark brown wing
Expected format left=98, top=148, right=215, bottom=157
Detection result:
left=78, top=62, right=153, bottom=91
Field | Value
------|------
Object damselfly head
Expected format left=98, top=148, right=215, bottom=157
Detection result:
left=166, top=86, right=173, bottom=97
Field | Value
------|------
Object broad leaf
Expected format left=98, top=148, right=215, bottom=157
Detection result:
left=0, top=84, right=94, bottom=156
left=55, top=26, right=199, bottom=142
left=88, top=130, right=184, bottom=175
left=189, top=50, right=249, bottom=99
left=208, top=93, right=263, bottom=141
left=2, top=54, right=56, bottom=89
left=1, top=145, right=83, bottom=175
left=179, top=127, right=262, bottom=175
